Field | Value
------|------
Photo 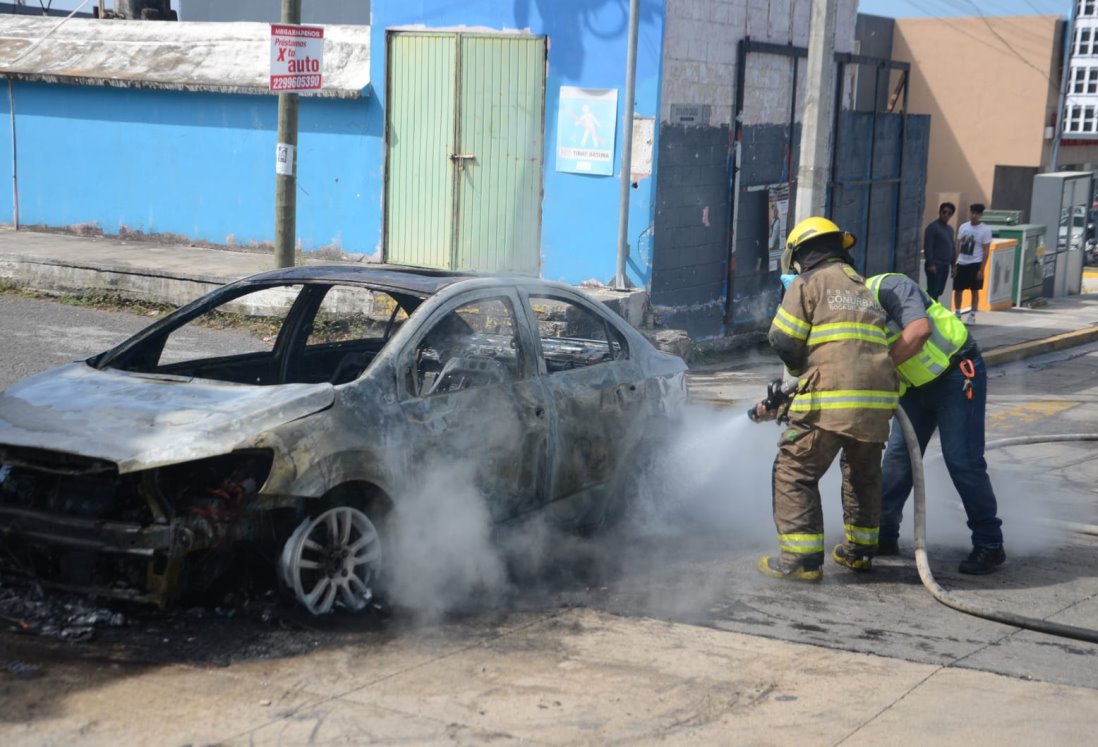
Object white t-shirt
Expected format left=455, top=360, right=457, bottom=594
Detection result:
left=956, top=221, right=992, bottom=266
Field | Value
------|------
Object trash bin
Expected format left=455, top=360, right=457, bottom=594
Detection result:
left=952, top=238, right=1017, bottom=313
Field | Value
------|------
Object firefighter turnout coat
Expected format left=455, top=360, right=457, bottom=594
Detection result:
left=768, top=259, right=899, bottom=442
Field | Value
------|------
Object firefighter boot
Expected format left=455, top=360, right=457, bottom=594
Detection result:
left=757, top=555, right=822, bottom=582
left=831, top=545, right=873, bottom=572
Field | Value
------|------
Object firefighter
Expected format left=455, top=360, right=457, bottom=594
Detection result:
left=755, top=217, right=899, bottom=581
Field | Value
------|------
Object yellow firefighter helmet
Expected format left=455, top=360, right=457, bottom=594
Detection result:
left=781, top=216, right=856, bottom=273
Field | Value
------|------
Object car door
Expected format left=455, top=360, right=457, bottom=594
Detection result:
left=519, top=289, right=649, bottom=525
left=396, top=289, right=552, bottom=523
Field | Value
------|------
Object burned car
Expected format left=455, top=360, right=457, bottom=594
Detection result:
left=0, top=267, right=687, bottom=615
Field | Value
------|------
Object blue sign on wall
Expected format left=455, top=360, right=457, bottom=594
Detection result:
left=556, top=86, right=618, bottom=176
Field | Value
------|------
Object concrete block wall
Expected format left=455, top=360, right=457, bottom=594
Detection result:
left=651, top=0, right=858, bottom=340
left=650, top=125, right=731, bottom=339
left=661, top=0, right=857, bottom=127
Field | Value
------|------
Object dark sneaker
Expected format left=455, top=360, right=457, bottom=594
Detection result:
left=958, top=546, right=1006, bottom=575
left=832, top=545, right=873, bottom=572
left=877, top=537, right=899, bottom=556
left=757, top=555, right=822, bottom=582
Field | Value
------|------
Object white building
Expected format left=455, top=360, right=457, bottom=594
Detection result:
left=1066, top=0, right=1098, bottom=137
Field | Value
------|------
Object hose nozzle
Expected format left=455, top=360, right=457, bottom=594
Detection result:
left=748, top=377, right=799, bottom=423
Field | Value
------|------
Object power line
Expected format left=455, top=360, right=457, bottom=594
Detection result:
left=898, top=0, right=1064, bottom=94
left=957, top=0, right=1064, bottom=93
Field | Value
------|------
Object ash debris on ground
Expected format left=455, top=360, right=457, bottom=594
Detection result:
left=0, top=577, right=390, bottom=667
left=0, top=581, right=127, bottom=642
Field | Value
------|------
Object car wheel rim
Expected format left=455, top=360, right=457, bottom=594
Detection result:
left=279, top=506, right=382, bottom=615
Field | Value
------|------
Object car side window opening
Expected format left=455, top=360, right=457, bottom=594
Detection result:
left=411, top=297, right=522, bottom=397
left=304, top=285, right=410, bottom=385
left=108, top=284, right=305, bottom=383
left=528, top=295, right=628, bottom=373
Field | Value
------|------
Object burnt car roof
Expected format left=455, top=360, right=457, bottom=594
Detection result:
left=230, top=264, right=547, bottom=298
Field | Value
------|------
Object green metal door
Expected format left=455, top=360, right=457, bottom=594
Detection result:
left=386, top=32, right=545, bottom=274
left=386, top=33, right=457, bottom=270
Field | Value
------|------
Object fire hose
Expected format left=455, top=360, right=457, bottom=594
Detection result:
left=748, top=381, right=1098, bottom=644
left=896, top=410, right=1098, bottom=645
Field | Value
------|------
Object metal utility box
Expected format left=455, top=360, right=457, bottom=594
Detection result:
left=1029, top=172, right=1094, bottom=297
left=982, top=209, right=1023, bottom=226
left=989, top=224, right=1046, bottom=305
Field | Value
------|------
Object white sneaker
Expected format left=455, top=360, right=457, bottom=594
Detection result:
left=965, top=311, right=976, bottom=325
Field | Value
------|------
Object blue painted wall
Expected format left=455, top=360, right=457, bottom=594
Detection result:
left=0, top=81, right=380, bottom=253
left=373, top=0, right=666, bottom=285
left=1, top=0, right=665, bottom=286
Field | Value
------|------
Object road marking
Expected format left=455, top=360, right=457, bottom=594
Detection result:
left=988, top=400, right=1077, bottom=430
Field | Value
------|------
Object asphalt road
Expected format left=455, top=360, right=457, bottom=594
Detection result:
left=0, top=296, right=1096, bottom=743
left=0, top=295, right=267, bottom=390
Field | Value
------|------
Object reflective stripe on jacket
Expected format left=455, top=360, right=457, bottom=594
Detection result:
left=867, top=273, right=969, bottom=387
left=768, top=260, right=898, bottom=442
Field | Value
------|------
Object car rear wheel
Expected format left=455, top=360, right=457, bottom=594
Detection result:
left=278, top=506, right=383, bottom=615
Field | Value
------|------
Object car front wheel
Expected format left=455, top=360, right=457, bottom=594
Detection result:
left=278, top=506, right=383, bottom=615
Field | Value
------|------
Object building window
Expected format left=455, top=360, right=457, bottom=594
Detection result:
left=1067, top=105, right=1083, bottom=133
left=1080, top=1, right=1098, bottom=18
left=1085, top=107, right=1097, bottom=133
left=1088, top=68, right=1098, bottom=93
left=1074, top=67, right=1086, bottom=93
left=1077, top=27, right=1095, bottom=56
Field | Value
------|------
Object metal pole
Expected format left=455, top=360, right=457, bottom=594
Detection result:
left=1050, top=7, right=1075, bottom=172
left=8, top=80, right=17, bottom=230
left=794, top=0, right=837, bottom=223
left=1015, top=241, right=1025, bottom=308
left=274, top=0, right=301, bottom=269
left=613, top=0, right=640, bottom=290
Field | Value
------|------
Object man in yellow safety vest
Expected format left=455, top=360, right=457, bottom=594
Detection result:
left=867, top=272, right=1005, bottom=574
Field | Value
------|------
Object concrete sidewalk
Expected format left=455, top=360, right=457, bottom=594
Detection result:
left=0, top=226, right=651, bottom=327
left=1, top=224, right=1097, bottom=402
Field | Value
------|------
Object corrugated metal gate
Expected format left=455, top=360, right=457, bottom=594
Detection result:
left=726, top=41, right=930, bottom=337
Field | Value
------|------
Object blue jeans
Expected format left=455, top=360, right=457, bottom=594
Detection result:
left=879, top=353, right=1004, bottom=548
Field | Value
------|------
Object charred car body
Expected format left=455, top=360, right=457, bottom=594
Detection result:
left=0, top=267, right=687, bottom=614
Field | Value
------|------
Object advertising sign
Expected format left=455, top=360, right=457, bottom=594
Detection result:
left=767, top=184, right=790, bottom=272
left=270, top=24, right=324, bottom=93
left=556, top=86, right=618, bottom=176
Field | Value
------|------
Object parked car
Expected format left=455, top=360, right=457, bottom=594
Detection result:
left=0, top=266, right=687, bottom=615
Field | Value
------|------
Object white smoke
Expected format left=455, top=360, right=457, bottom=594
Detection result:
left=386, top=460, right=509, bottom=621
left=375, top=393, right=1095, bottom=623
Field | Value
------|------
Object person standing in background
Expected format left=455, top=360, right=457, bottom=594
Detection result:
left=923, top=202, right=955, bottom=301
left=953, top=203, right=992, bottom=325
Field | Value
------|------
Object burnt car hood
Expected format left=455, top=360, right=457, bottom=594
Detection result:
left=0, top=363, right=334, bottom=473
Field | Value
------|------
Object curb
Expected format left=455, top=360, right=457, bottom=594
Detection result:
left=981, top=325, right=1098, bottom=366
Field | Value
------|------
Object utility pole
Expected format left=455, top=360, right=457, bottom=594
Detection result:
left=274, top=0, right=301, bottom=268
left=613, top=0, right=640, bottom=290
left=794, top=0, right=838, bottom=223
left=1050, top=5, right=1076, bottom=173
